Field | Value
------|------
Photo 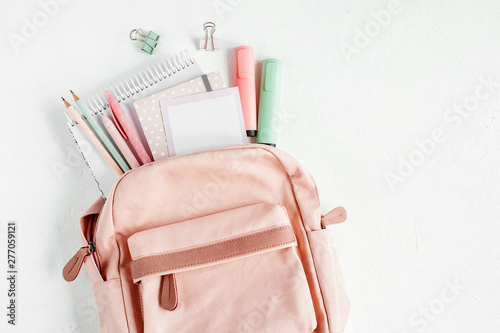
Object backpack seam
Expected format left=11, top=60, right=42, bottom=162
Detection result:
left=254, top=147, right=332, bottom=330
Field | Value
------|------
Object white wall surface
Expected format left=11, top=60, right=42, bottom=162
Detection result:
left=1, top=0, right=499, bottom=332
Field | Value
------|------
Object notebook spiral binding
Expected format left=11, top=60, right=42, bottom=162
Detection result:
left=85, top=50, right=195, bottom=114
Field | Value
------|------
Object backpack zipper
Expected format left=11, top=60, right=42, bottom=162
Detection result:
left=62, top=242, right=96, bottom=282
left=63, top=214, right=101, bottom=282
left=87, top=215, right=102, bottom=273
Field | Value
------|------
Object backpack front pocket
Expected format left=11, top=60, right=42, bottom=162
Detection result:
left=127, top=203, right=317, bottom=333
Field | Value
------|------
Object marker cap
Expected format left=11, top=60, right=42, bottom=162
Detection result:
left=256, top=59, right=282, bottom=146
left=234, top=46, right=257, bottom=136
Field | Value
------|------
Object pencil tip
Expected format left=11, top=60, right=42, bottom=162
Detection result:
left=71, top=90, right=79, bottom=101
left=62, top=97, right=71, bottom=107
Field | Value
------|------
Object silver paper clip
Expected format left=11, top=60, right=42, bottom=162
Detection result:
left=198, top=22, right=220, bottom=51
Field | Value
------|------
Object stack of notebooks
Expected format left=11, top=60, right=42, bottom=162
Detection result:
left=64, top=50, right=248, bottom=198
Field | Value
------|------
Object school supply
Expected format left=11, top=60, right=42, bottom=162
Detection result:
left=198, top=22, right=220, bottom=51
left=106, top=90, right=152, bottom=165
left=234, top=46, right=257, bottom=136
left=130, top=29, right=160, bottom=55
left=63, top=145, right=350, bottom=333
left=66, top=50, right=202, bottom=197
left=133, top=71, right=225, bottom=159
left=70, top=90, right=131, bottom=172
left=62, top=111, right=119, bottom=199
left=257, top=59, right=283, bottom=147
left=101, top=115, right=141, bottom=169
left=160, top=87, right=248, bottom=156
left=62, top=98, right=124, bottom=176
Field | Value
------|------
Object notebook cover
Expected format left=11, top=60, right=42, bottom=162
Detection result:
left=133, top=71, right=225, bottom=160
left=160, top=87, right=248, bottom=156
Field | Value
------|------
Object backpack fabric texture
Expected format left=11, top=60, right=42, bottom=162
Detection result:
left=64, top=144, right=350, bottom=333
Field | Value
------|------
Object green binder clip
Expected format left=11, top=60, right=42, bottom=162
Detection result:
left=130, top=29, right=160, bottom=55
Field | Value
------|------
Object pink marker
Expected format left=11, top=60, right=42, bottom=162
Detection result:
left=234, top=46, right=257, bottom=137
left=105, top=90, right=152, bottom=165
left=101, top=114, right=141, bottom=169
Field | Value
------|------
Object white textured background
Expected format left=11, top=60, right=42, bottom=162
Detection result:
left=1, top=0, right=500, bottom=332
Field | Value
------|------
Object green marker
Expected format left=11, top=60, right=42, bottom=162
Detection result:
left=71, top=91, right=131, bottom=172
left=256, top=59, right=282, bottom=147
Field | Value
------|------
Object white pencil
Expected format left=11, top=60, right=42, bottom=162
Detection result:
left=62, top=97, right=123, bottom=176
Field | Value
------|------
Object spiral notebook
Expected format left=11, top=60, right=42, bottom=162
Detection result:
left=67, top=50, right=203, bottom=198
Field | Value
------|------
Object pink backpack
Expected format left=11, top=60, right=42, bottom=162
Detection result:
left=63, top=145, right=349, bottom=333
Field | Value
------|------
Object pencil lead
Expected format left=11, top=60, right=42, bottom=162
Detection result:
left=62, top=97, right=71, bottom=108
left=71, top=90, right=79, bottom=101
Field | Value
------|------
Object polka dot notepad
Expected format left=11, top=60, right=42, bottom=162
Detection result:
left=133, top=71, right=225, bottom=160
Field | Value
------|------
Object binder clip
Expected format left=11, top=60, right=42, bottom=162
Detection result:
left=130, top=29, right=160, bottom=55
left=198, top=22, right=220, bottom=51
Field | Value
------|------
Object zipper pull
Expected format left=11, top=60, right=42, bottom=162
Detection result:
left=321, top=206, right=347, bottom=228
left=160, top=274, right=178, bottom=311
left=62, top=242, right=95, bottom=282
